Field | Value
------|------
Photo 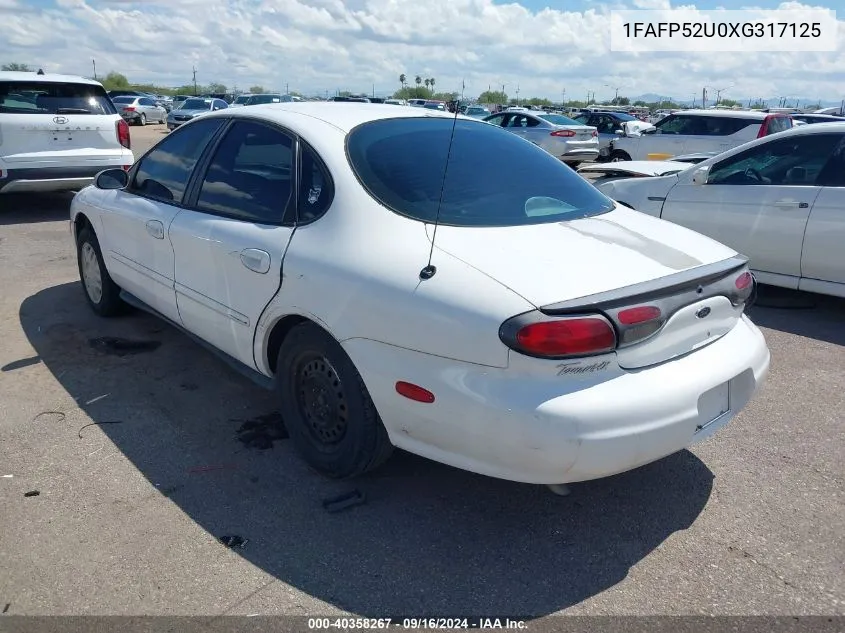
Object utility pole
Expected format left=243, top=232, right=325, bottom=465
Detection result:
left=702, top=86, right=707, bottom=109
left=561, top=88, right=566, bottom=107
left=515, top=84, right=520, bottom=106
left=286, top=82, right=289, bottom=95
left=192, top=66, right=198, bottom=95
left=92, top=59, right=97, bottom=80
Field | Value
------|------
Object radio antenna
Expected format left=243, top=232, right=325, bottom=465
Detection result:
left=419, top=92, right=462, bottom=281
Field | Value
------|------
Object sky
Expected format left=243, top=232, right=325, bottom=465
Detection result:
left=1, top=0, right=843, bottom=103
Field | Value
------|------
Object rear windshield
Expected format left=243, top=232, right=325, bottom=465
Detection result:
left=112, top=96, right=136, bottom=104
left=0, top=81, right=116, bottom=115
left=346, top=117, right=614, bottom=227
left=247, top=95, right=281, bottom=105
left=538, top=113, right=582, bottom=126
left=181, top=98, right=211, bottom=110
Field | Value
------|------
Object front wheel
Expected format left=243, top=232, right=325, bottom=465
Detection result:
left=276, top=322, right=393, bottom=479
left=76, top=226, right=124, bottom=317
left=610, top=150, right=631, bottom=162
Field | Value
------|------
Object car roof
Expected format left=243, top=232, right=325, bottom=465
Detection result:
left=0, top=70, right=103, bottom=86
left=205, top=102, right=462, bottom=133
left=671, top=109, right=786, bottom=119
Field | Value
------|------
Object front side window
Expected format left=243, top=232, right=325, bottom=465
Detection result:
left=346, top=117, right=614, bottom=227
left=0, top=81, right=116, bottom=115
left=196, top=120, right=294, bottom=223
left=707, top=134, right=844, bottom=186
left=484, top=114, right=507, bottom=126
left=654, top=115, right=706, bottom=135
left=129, top=118, right=224, bottom=203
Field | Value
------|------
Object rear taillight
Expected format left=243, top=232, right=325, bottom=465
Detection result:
left=617, top=306, right=661, bottom=325
left=735, top=271, right=753, bottom=290
left=123, top=106, right=136, bottom=112
left=501, top=314, right=616, bottom=359
left=591, top=130, right=598, bottom=137
left=551, top=129, right=576, bottom=138
left=116, top=119, right=131, bottom=150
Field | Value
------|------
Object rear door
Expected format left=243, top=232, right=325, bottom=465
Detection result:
left=661, top=133, right=842, bottom=284
left=169, top=119, right=304, bottom=367
left=799, top=136, right=845, bottom=291
left=0, top=79, right=125, bottom=168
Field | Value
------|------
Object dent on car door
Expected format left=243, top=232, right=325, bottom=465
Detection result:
left=661, top=134, right=838, bottom=284
left=168, top=119, right=302, bottom=368
left=101, top=117, right=226, bottom=324
left=799, top=137, right=845, bottom=292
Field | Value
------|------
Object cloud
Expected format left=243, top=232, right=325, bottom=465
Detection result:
left=0, top=0, right=842, bottom=102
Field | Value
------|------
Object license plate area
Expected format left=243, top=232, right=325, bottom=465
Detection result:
left=696, top=381, right=731, bottom=434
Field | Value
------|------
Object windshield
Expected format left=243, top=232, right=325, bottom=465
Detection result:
left=235, top=95, right=251, bottom=104
left=614, top=112, right=638, bottom=121
left=247, top=95, right=281, bottom=105
left=0, top=81, right=116, bottom=115
left=538, top=113, right=582, bottom=126
left=346, top=117, right=614, bottom=227
left=181, top=98, right=211, bottom=110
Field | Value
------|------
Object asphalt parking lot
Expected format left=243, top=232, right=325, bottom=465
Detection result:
left=0, top=123, right=843, bottom=618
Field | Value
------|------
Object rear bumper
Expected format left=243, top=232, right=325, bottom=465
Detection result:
left=0, top=165, right=129, bottom=194
left=562, top=148, right=600, bottom=163
left=343, top=315, right=770, bottom=484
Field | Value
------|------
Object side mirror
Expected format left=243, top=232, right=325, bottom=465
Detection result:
left=691, top=166, right=710, bottom=185
left=613, top=128, right=624, bottom=135
left=94, top=168, right=128, bottom=190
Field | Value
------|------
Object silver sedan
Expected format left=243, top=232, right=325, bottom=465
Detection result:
left=483, top=111, right=599, bottom=166
left=111, top=95, right=167, bottom=126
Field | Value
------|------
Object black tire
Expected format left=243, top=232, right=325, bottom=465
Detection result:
left=565, top=161, right=580, bottom=169
left=139, top=113, right=146, bottom=126
left=76, top=226, right=124, bottom=317
left=610, top=150, right=631, bottom=162
left=276, top=322, right=393, bottom=478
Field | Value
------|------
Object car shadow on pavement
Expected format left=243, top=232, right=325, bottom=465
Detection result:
left=747, top=284, right=845, bottom=347
left=18, top=281, right=715, bottom=618
left=0, top=193, right=75, bottom=226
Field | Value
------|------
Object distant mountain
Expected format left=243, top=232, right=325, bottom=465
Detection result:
left=631, top=93, right=843, bottom=109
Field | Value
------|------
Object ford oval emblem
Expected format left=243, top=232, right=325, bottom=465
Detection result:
left=53, top=116, right=68, bottom=125
left=696, top=306, right=712, bottom=319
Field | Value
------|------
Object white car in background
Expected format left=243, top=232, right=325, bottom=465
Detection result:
left=597, top=123, right=845, bottom=298
left=69, top=103, right=769, bottom=488
left=607, top=110, right=793, bottom=162
left=0, top=70, right=133, bottom=194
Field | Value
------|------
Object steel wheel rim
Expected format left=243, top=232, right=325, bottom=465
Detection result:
left=80, top=242, right=103, bottom=304
left=294, top=355, right=348, bottom=445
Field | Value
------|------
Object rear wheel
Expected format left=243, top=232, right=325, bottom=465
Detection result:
left=275, top=322, right=393, bottom=478
left=610, top=150, right=631, bottom=162
left=76, top=226, right=124, bottom=317
left=139, top=113, right=146, bottom=126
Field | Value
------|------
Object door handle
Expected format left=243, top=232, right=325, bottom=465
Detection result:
left=239, top=248, right=271, bottom=274
left=773, top=200, right=808, bottom=208
left=145, top=219, right=164, bottom=239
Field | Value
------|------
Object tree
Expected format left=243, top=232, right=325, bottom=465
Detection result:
left=615, top=96, right=630, bottom=105
left=249, top=85, right=265, bottom=94
left=527, top=97, right=552, bottom=107
left=424, top=78, right=430, bottom=91
left=206, top=82, right=227, bottom=94
left=429, top=77, right=435, bottom=93
left=399, top=73, right=406, bottom=89
left=719, top=98, right=739, bottom=107
left=415, top=75, right=421, bottom=88
left=2, top=62, right=31, bottom=71
left=393, top=86, right=431, bottom=100
left=101, top=71, right=130, bottom=90
left=477, top=90, right=507, bottom=104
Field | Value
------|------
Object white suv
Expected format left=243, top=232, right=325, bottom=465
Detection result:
left=608, top=110, right=793, bottom=162
left=0, top=71, right=133, bottom=194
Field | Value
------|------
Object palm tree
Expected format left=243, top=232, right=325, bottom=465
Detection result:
left=429, top=77, right=435, bottom=94
left=399, top=73, right=406, bottom=89
left=424, top=79, right=430, bottom=91
left=415, top=75, right=422, bottom=88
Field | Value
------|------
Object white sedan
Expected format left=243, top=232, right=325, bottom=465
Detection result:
left=597, top=123, right=845, bottom=299
left=69, top=103, right=770, bottom=488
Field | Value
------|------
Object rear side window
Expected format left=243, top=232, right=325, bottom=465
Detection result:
left=763, top=116, right=792, bottom=135
left=0, top=81, right=116, bottom=115
left=655, top=115, right=755, bottom=136
left=346, top=117, right=614, bottom=227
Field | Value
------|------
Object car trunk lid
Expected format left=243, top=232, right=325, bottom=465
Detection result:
left=431, top=206, right=753, bottom=369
